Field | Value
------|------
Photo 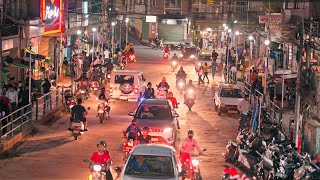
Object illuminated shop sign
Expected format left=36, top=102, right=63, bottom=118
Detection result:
left=40, top=0, right=65, bottom=35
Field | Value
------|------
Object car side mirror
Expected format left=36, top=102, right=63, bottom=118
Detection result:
left=128, top=112, right=135, bottom=116
left=179, top=170, right=187, bottom=177
left=174, top=113, right=179, bottom=117
left=87, top=107, right=91, bottom=110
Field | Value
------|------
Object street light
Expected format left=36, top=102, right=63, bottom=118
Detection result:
left=92, top=27, right=97, bottom=63
left=234, top=20, right=238, bottom=23
left=224, top=26, right=228, bottom=30
left=28, top=41, right=33, bottom=103
left=77, top=30, right=81, bottom=35
left=223, top=23, right=226, bottom=27
left=125, top=18, right=129, bottom=46
left=248, top=35, right=254, bottom=40
left=227, top=29, right=232, bottom=33
left=235, top=31, right=240, bottom=35
left=111, top=22, right=116, bottom=56
left=264, top=39, right=270, bottom=45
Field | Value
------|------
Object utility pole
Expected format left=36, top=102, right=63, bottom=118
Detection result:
left=294, top=13, right=304, bottom=150
left=0, top=0, right=7, bottom=95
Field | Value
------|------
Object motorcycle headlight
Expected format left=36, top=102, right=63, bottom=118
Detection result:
left=191, top=159, right=199, bottom=166
left=163, top=128, right=172, bottom=133
left=93, top=164, right=102, bottom=172
left=107, top=74, right=111, bottom=79
left=306, top=165, right=316, bottom=173
left=190, top=55, right=195, bottom=59
left=179, top=54, right=183, bottom=57
left=178, top=81, right=184, bottom=87
left=188, top=89, right=193, bottom=94
left=198, top=62, right=201, bottom=66
left=172, top=61, right=177, bottom=65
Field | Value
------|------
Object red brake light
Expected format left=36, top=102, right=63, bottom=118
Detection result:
left=134, top=88, right=139, bottom=94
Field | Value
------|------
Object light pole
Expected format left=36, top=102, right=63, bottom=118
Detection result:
left=111, top=22, right=116, bottom=56
left=264, top=39, right=270, bottom=104
left=76, top=30, right=81, bottom=79
left=92, top=27, right=97, bottom=62
left=28, top=41, right=33, bottom=103
left=125, top=18, right=129, bottom=45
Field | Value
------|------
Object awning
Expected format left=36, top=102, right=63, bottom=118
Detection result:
left=281, top=74, right=297, bottom=79
left=25, top=49, right=46, bottom=60
left=1, top=69, right=11, bottom=82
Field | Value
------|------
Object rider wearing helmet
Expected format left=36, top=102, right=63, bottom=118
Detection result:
left=137, top=127, right=151, bottom=144
left=157, top=77, right=170, bottom=92
left=144, top=82, right=155, bottom=99
left=125, top=119, right=141, bottom=139
left=164, top=45, right=170, bottom=53
left=223, top=158, right=239, bottom=179
left=180, top=130, right=203, bottom=171
left=171, top=53, right=179, bottom=61
left=176, top=66, right=187, bottom=79
left=90, top=141, right=113, bottom=180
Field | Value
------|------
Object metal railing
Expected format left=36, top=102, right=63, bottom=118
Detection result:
left=0, top=104, right=33, bottom=139
left=269, top=101, right=282, bottom=126
left=1, top=88, right=63, bottom=141
left=226, top=70, right=237, bottom=84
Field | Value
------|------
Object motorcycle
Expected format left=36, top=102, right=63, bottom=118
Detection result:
left=84, top=159, right=112, bottom=180
left=156, top=87, right=168, bottom=99
left=78, top=85, right=89, bottom=100
left=71, top=120, right=84, bottom=140
left=294, top=153, right=320, bottom=179
left=150, top=41, right=158, bottom=49
left=163, top=52, right=170, bottom=60
left=66, top=97, right=76, bottom=112
left=171, top=60, right=178, bottom=72
left=181, top=149, right=207, bottom=180
left=176, top=77, right=186, bottom=94
left=122, top=131, right=137, bottom=162
left=185, top=88, right=195, bottom=111
left=97, top=100, right=110, bottom=123
left=106, top=70, right=112, bottom=83
left=90, top=81, right=100, bottom=95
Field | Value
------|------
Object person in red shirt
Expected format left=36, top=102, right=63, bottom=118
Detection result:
left=90, top=141, right=113, bottom=180
left=223, top=158, right=239, bottom=179
left=167, top=91, right=178, bottom=108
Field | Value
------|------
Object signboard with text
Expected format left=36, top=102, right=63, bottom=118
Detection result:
left=40, top=0, right=65, bottom=35
left=259, top=15, right=282, bottom=24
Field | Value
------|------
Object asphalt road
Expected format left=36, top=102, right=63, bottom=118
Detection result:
left=0, top=43, right=239, bottom=180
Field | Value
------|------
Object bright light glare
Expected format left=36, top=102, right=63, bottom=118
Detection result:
left=224, top=26, right=228, bottom=30
left=125, top=18, right=129, bottom=23
left=179, top=54, right=183, bottom=57
left=163, top=128, right=172, bottom=133
left=228, top=29, right=232, bottom=33
left=235, top=31, right=240, bottom=35
left=172, top=61, right=177, bottom=65
left=93, top=165, right=102, bottom=172
left=192, top=159, right=199, bottom=166
left=264, top=39, right=270, bottom=45
left=248, top=36, right=254, bottom=40
left=234, top=20, right=238, bottom=23
left=77, top=30, right=81, bottom=35
left=92, top=27, right=97, bottom=32
left=223, top=24, right=226, bottom=27
left=188, top=89, right=193, bottom=94
left=111, top=22, right=116, bottom=26
left=178, top=82, right=184, bottom=87
left=190, top=55, right=195, bottom=58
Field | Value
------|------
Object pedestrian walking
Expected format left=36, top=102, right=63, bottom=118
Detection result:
left=196, top=63, right=205, bottom=85
left=42, top=78, right=52, bottom=108
left=203, top=62, right=210, bottom=83
left=268, top=78, right=276, bottom=102
left=6, top=85, right=18, bottom=114
left=230, top=64, right=237, bottom=83
left=238, top=95, right=249, bottom=131
left=211, top=50, right=219, bottom=79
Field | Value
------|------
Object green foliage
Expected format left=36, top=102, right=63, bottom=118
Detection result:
left=299, top=68, right=317, bottom=98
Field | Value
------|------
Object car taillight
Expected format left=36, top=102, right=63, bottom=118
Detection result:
left=73, top=126, right=79, bottom=129
left=134, top=88, right=139, bottom=94
left=149, top=128, right=163, bottom=132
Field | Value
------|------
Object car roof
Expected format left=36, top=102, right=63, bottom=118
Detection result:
left=219, top=83, right=241, bottom=89
left=131, top=144, right=175, bottom=156
left=141, top=99, right=170, bottom=105
left=112, top=70, right=142, bottom=74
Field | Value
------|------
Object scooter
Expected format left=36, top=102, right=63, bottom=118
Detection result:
left=97, top=100, right=110, bottom=123
left=185, top=88, right=195, bottom=111
left=171, top=60, right=178, bottom=72
left=176, top=77, right=186, bottom=94
left=71, top=120, right=84, bottom=140
left=163, top=52, right=170, bottom=60
left=156, top=87, right=168, bottom=99
left=122, top=131, right=137, bottom=162
left=90, top=81, right=100, bottom=95
left=181, top=149, right=207, bottom=180
left=84, top=159, right=111, bottom=180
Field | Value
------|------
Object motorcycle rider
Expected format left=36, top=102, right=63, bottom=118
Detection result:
left=171, top=53, right=179, bottom=61
left=184, top=80, right=196, bottom=103
left=223, top=158, right=239, bottom=179
left=75, top=72, right=89, bottom=95
left=89, top=68, right=100, bottom=82
left=125, top=119, right=141, bottom=139
left=157, top=77, right=170, bottom=92
left=176, top=66, right=187, bottom=79
left=164, top=45, right=170, bottom=54
left=143, top=82, right=155, bottom=99
left=89, top=141, right=113, bottom=180
left=97, top=88, right=110, bottom=119
left=167, top=91, right=178, bottom=108
left=137, top=127, right=151, bottom=144
left=105, top=59, right=114, bottom=73
left=69, top=98, right=88, bottom=131
left=180, top=130, right=203, bottom=174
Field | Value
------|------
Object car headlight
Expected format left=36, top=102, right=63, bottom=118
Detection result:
left=179, top=54, right=183, bottom=57
left=191, top=159, right=199, bottom=166
left=178, top=81, right=184, bottom=87
left=163, top=128, right=173, bottom=133
left=190, top=55, right=195, bottom=58
left=93, top=164, right=102, bottom=172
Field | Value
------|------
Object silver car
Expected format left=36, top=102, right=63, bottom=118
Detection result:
left=128, top=99, right=179, bottom=146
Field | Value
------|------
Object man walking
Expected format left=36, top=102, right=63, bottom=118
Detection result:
left=211, top=50, right=219, bottom=79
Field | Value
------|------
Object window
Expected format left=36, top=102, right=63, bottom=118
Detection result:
left=114, top=75, right=134, bottom=84
left=152, top=0, right=156, bottom=7
left=220, top=88, right=243, bottom=98
left=136, top=105, right=171, bottom=120
left=124, top=155, right=174, bottom=177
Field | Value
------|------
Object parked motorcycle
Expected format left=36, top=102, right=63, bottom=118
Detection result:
left=185, top=88, right=196, bottom=111
left=171, top=60, right=178, bottom=72
left=97, top=100, right=110, bottom=123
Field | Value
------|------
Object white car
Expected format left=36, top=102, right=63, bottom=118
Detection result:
left=214, top=83, right=244, bottom=116
left=109, top=70, right=146, bottom=102
left=119, top=144, right=186, bottom=180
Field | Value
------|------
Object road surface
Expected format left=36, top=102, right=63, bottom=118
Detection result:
left=0, top=43, right=239, bottom=180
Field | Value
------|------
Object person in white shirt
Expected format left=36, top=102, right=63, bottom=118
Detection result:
left=93, top=55, right=102, bottom=68
left=104, top=48, right=110, bottom=59
left=5, top=85, right=18, bottom=113
left=237, top=95, right=249, bottom=131
left=230, top=64, right=237, bottom=83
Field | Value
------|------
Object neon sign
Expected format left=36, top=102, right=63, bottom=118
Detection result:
left=40, top=0, right=65, bottom=35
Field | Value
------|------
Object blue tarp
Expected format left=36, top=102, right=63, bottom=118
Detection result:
left=251, top=102, right=259, bottom=131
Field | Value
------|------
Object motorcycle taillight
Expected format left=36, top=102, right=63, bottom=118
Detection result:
left=73, top=126, right=79, bottom=129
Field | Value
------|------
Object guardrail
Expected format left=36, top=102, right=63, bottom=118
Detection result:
left=1, top=88, right=63, bottom=140
left=226, top=70, right=237, bottom=84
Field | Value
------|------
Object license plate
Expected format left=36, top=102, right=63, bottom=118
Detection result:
left=228, top=110, right=238, bottom=113
left=98, top=110, right=104, bottom=113
left=94, top=88, right=98, bottom=90
left=151, top=138, right=158, bottom=141
left=73, top=130, right=79, bottom=134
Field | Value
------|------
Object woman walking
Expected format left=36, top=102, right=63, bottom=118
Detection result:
left=196, top=63, right=205, bottom=85
left=203, top=62, right=210, bottom=83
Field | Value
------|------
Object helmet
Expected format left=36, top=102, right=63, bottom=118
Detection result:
left=147, top=82, right=152, bottom=86
left=168, top=91, right=173, bottom=95
left=180, top=66, right=183, bottom=69
left=188, top=130, right=194, bottom=135
left=142, top=127, right=150, bottom=131
left=162, top=77, right=166, bottom=81
left=132, top=119, right=138, bottom=123
left=97, top=140, right=107, bottom=147
left=189, top=79, right=192, bottom=84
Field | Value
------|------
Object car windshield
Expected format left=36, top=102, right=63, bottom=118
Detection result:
left=199, top=55, right=211, bottom=61
left=182, top=48, right=196, bottom=55
left=115, top=75, right=134, bottom=84
left=124, top=155, right=174, bottom=178
left=136, top=105, right=171, bottom=120
left=220, top=88, right=243, bottom=98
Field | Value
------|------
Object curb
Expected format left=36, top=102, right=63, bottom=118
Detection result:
left=0, top=105, right=65, bottom=155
